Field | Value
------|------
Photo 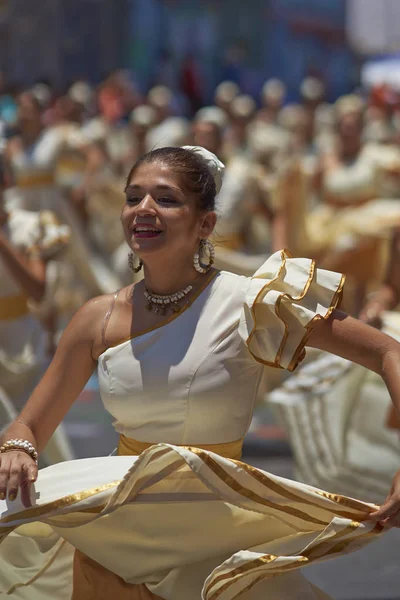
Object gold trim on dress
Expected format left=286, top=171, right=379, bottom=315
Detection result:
left=189, top=448, right=330, bottom=526
left=287, top=272, right=346, bottom=371
left=205, top=520, right=383, bottom=600
left=0, top=294, right=29, bottom=320
left=245, top=249, right=345, bottom=372
left=226, top=454, right=367, bottom=521
left=246, top=249, right=289, bottom=368
left=0, top=481, right=119, bottom=525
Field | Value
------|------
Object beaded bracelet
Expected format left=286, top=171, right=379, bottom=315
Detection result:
left=0, top=439, right=38, bottom=464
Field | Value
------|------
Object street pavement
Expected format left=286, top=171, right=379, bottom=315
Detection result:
left=62, top=376, right=400, bottom=600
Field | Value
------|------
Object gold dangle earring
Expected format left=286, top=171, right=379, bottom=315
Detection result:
left=193, top=239, right=215, bottom=274
left=128, top=251, right=143, bottom=273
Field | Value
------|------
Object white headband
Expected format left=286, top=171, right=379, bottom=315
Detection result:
left=181, top=145, right=225, bottom=194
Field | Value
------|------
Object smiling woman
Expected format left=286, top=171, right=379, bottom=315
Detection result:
left=1, top=146, right=400, bottom=600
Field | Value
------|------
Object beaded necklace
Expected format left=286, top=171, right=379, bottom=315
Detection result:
left=144, top=283, right=194, bottom=314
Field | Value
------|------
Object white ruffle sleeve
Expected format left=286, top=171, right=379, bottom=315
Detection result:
left=239, top=249, right=345, bottom=371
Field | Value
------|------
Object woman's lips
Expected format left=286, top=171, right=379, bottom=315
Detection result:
left=133, top=230, right=162, bottom=239
left=132, top=225, right=163, bottom=239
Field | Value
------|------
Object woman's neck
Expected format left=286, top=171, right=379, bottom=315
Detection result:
left=142, top=257, right=206, bottom=295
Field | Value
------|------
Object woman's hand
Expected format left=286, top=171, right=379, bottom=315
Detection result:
left=0, top=451, right=38, bottom=508
left=369, top=470, right=400, bottom=527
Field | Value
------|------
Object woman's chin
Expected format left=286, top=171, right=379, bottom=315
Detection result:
left=131, top=235, right=166, bottom=255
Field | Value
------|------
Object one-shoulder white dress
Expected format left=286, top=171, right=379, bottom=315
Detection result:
left=0, top=251, right=388, bottom=600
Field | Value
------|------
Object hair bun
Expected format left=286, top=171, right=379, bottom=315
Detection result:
left=181, top=145, right=225, bottom=194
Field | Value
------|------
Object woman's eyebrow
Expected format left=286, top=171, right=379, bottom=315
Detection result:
left=125, top=184, right=180, bottom=193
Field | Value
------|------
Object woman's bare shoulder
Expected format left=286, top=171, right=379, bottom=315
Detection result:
left=62, top=287, right=131, bottom=346
left=75, top=286, right=134, bottom=357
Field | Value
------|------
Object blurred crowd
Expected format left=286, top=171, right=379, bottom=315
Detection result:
left=2, top=67, right=400, bottom=333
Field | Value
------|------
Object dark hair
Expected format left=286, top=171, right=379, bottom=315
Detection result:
left=126, top=147, right=217, bottom=211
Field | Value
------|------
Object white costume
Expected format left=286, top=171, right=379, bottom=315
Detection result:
left=0, top=207, right=74, bottom=463
left=0, top=251, right=388, bottom=599
left=306, top=144, right=400, bottom=266
left=4, top=126, right=121, bottom=312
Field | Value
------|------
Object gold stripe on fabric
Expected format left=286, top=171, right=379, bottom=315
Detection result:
left=205, top=555, right=278, bottom=595
left=301, top=521, right=360, bottom=561
left=0, top=294, right=29, bottom=320
left=105, top=448, right=176, bottom=511
left=313, top=488, right=378, bottom=516
left=189, top=448, right=329, bottom=526
left=0, top=481, right=119, bottom=525
left=207, top=556, right=308, bottom=600
left=106, top=269, right=219, bottom=349
left=228, top=458, right=364, bottom=521
left=212, top=562, right=311, bottom=600
left=40, top=449, right=178, bottom=527
left=211, top=559, right=308, bottom=600
left=205, top=554, right=279, bottom=599
left=117, top=435, right=243, bottom=460
left=207, top=521, right=382, bottom=600
left=5, top=539, right=67, bottom=594
left=119, top=460, right=188, bottom=500
left=315, top=522, right=383, bottom=560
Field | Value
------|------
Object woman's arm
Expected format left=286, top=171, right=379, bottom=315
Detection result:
left=0, top=296, right=108, bottom=505
left=0, top=232, right=46, bottom=302
left=308, top=310, right=400, bottom=526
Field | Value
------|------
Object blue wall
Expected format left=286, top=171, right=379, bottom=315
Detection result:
left=126, top=0, right=355, bottom=103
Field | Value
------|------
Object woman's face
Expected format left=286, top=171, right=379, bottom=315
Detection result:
left=121, top=162, right=215, bottom=262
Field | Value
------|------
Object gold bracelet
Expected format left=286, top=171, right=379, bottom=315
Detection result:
left=0, top=439, right=38, bottom=463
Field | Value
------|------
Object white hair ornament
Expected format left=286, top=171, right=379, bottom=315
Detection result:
left=181, top=145, right=225, bottom=194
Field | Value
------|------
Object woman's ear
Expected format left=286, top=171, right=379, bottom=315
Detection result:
left=200, top=211, right=217, bottom=238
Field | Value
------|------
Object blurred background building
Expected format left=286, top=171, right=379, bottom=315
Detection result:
left=0, top=0, right=358, bottom=101
left=0, top=0, right=399, bottom=107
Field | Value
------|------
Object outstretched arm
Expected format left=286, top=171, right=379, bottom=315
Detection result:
left=308, top=310, right=400, bottom=526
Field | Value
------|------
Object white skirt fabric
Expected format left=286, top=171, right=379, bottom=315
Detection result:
left=269, top=312, right=400, bottom=503
left=0, top=444, right=386, bottom=600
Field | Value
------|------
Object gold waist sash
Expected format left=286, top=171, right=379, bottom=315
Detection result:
left=0, top=295, right=29, bottom=320
left=16, top=172, right=55, bottom=188
left=117, top=434, right=243, bottom=460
